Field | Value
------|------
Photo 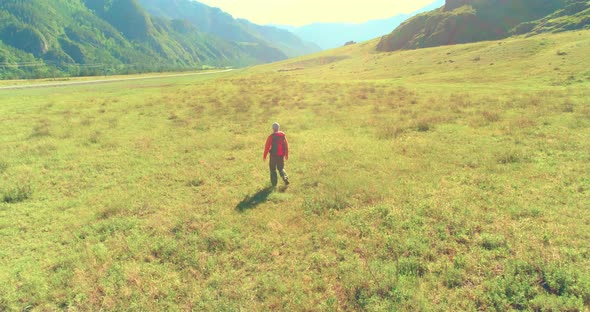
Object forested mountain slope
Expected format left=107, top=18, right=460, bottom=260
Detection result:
left=0, top=0, right=312, bottom=79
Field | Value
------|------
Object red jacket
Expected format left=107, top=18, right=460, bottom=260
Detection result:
left=263, top=131, right=289, bottom=160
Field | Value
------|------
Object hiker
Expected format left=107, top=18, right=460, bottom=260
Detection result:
left=263, top=122, right=290, bottom=187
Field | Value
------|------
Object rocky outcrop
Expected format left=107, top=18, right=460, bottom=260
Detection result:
left=445, top=0, right=470, bottom=11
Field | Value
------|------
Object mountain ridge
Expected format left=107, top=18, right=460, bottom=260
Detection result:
left=274, top=0, right=445, bottom=50
left=136, top=0, right=320, bottom=58
left=376, top=0, right=590, bottom=52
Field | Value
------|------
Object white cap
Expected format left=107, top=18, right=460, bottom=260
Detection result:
left=272, top=122, right=280, bottom=131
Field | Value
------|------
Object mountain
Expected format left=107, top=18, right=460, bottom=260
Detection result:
left=275, top=0, right=445, bottom=50
left=0, top=0, right=313, bottom=79
left=376, top=0, right=590, bottom=52
left=136, top=0, right=320, bottom=58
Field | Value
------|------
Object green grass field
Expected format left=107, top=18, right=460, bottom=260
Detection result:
left=1, top=30, right=589, bottom=311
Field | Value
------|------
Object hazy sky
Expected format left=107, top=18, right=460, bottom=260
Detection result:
left=196, top=0, right=436, bottom=26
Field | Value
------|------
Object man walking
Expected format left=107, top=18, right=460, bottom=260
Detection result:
left=263, top=122, right=290, bottom=187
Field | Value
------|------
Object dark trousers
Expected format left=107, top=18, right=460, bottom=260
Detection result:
left=269, top=155, right=288, bottom=186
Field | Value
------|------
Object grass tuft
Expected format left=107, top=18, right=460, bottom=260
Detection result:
left=377, top=125, right=405, bottom=139
left=562, top=99, right=575, bottom=112
left=2, top=184, right=32, bottom=203
left=482, top=110, right=502, bottom=123
left=397, top=257, right=427, bottom=277
left=443, top=267, right=464, bottom=289
left=303, top=194, right=351, bottom=215
left=480, top=233, right=508, bottom=250
left=497, top=150, right=525, bottom=164
left=187, top=179, right=205, bottom=187
left=30, top=120, right=51, bottom=138
left=416, top=120, right=431, bottom=132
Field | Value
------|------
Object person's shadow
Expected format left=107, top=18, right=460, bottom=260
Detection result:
left=235, top=187, right=274, bottom=212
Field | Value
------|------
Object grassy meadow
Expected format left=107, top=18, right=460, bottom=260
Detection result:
left=1, top=30, right=589, bottom=311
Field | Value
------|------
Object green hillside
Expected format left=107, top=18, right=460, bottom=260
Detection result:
left=513, top=1, right=590, bottom=35
left=0, top=29, right=589, bottom=311
left=0, top=0, right=293, bottom=79
left=377, top=0, right=589, bottom=52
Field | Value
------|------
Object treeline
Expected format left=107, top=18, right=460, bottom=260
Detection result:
left=0, top=61, right=215, bottom=80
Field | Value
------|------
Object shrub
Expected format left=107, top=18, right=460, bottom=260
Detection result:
left=2, top=184, right=32, bottom=203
